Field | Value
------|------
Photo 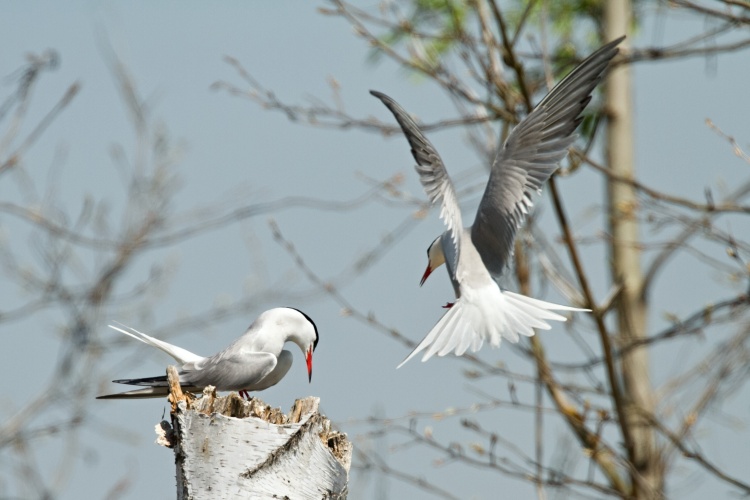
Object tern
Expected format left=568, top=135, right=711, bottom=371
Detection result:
left=97, top=307, right=319, bottom=399
left=371, top=36, right=623, bottom=366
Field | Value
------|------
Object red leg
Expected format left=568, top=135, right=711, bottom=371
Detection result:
left=442, top=302, right=454, bottom=309
left=239, top=389, right=249, bottom=400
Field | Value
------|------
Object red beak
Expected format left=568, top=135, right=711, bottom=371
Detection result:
left=305, top=347, right=313, bottom=383
left=420, top=264, right=433, bottom=286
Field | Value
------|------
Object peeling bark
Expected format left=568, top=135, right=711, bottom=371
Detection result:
left=160, top=367, right=351, bottom=499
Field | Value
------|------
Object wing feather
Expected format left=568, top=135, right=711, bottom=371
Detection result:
left=371, top=90, right=463, bottom=268
left=471, top=37, right=623, bottom=277
left=181, top=351, right=278, bottom=392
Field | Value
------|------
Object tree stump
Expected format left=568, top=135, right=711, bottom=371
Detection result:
left=159, top=366, right=351, bottom=499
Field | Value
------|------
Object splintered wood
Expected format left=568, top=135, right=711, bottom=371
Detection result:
left=163, top=367, right=350, bottom=500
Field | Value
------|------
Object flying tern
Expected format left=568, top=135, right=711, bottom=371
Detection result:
left=97, top=307, right=319, bottom=399
left=371, top=36, right=623, bottom=366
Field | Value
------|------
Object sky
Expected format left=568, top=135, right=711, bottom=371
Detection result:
left=1, top=2, right=749, bottom=499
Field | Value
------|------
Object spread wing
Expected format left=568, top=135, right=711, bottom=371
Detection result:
left=370, top=90, right=463, bottom=269
left=471, top=36, right=623, bottom=278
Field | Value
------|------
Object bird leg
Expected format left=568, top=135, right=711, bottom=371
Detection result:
left=239, top=389, right=250, bottom=400
left=442, top=302, right=454, bottom=309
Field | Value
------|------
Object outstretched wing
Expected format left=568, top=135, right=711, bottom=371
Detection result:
left=471, top=37, right=623, bottom=277
left=371, top=90, right=463, bottom=269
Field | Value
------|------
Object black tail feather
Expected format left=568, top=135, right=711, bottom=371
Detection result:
left=96, top=386, right=171, bottom=399
left=112, top=375, right=168, bottom=387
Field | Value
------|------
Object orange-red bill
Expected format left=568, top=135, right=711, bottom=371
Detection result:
left=420, top=265, right=432, bottom=286
left=305, top=347, right=313, bottom=383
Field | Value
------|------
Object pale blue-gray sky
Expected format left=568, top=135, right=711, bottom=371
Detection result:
left=1, top=2, right=749, bottom=499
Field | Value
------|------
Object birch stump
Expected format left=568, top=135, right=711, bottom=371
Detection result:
left=158, top=366, right=351, bottom=499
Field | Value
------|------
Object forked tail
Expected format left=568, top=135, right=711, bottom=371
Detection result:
left=398, top=291, right=588, bottom=367
left=109, top=323, right=203, bottom=365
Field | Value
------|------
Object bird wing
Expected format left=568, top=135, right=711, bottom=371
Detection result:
left=471, top=37, right=623, bottom=278
left=371, top=90, right=463, bottom=269
left=248, top=350, right=294, bottom=392
left=95, top=351, right=280, bottom=398
left=180, top=351, right=279, bottom=392
left=97, top=351, right=280, bottom=399
left=109, top=323, right=204, bottom=365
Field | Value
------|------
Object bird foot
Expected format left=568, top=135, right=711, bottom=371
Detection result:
left=442, top=302, right=454, bottom=309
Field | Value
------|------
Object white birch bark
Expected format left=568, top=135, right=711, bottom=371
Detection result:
left=159, top=367, right=351, bottom=500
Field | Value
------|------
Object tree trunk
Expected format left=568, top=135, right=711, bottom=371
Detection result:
left=160, top=367, right=351, bottom=499
left=603, top=3, right=663, bottom=497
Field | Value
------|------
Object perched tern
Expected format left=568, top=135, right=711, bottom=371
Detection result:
left=97, top=307, right=319, bottom=399
left=371, top=36, right=623, bottom=366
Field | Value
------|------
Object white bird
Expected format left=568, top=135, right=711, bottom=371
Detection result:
left=97, top=307, right=319, bottom=399
left=371, top=37, right=623, bottom=366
